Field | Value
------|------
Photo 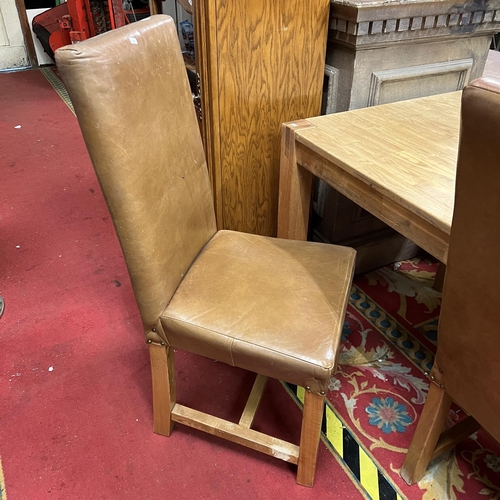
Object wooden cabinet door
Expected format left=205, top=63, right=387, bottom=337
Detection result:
left=195, top=0, right=330, bottom=235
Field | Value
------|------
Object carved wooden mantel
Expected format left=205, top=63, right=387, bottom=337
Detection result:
left=326, top=0, right=500, bottom=111
left=330, top=0, right=500, bottom=47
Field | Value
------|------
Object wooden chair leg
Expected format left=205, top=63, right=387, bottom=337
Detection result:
left=433, top=262, right=447, bottom=292
left=401, top=383, right=452, bottom=485
left=297, top=390, right=325, bottom=487
left=149, top=344, right=176, bottom=436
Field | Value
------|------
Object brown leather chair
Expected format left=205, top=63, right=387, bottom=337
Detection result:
left=55, top=15, right=355, bottom=487
left=401, top=77, right=500, bottom=484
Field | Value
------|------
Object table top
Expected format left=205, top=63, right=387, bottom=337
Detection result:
left=295, top=91, right=461, bottom=236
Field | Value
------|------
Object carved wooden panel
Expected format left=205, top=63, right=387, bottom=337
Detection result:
left=368, top=58, right=473, bottom=106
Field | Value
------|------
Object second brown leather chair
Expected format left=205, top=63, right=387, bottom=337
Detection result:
left=55, top=15, right=355, bottom=487
left=401, top=77, right=500, bottom=485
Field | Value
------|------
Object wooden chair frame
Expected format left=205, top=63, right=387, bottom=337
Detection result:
left=149, top=343, right=325, bottom=487
left=401, top=382, right=482, bottom=485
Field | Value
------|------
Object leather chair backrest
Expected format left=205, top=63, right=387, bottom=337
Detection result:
left=55, top=16, right=217, bottom=332
left=433, top=77, right=500, bottom=442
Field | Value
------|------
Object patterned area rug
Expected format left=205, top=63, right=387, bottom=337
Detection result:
left=286, top=257, right=500, bottom=499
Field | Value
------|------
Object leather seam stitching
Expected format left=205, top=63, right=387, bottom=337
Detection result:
left=162, top=316, right=335, bottom=372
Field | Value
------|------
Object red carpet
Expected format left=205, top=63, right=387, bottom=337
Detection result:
left=0, top=69, right=362, bottom=499
left=2, top=67, right=500, bottom=500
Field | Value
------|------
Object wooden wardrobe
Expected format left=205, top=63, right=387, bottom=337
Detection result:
left=193, top=0, right=330, bottom=236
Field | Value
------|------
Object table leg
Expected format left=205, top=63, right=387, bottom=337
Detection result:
left=434, top=262, right=447, bottom=292
left=277, top=122, right=314, bottom=241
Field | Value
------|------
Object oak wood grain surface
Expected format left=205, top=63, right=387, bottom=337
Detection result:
left=198, top=0, right=330, bottom=235
left=299, top=91, right=460, bottom=234
left=279, top=91, right=461, bottom=263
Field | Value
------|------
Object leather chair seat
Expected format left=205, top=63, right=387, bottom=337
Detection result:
left=162, top=230, right=355, bottom=395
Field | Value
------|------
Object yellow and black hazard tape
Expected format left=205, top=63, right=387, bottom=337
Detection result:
left=41, top=67, right=75, bottom=116
left=283, top=383, right=407, bottom=500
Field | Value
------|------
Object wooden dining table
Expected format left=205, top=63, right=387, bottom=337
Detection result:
left=277, top=90, right=462, bottom=265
